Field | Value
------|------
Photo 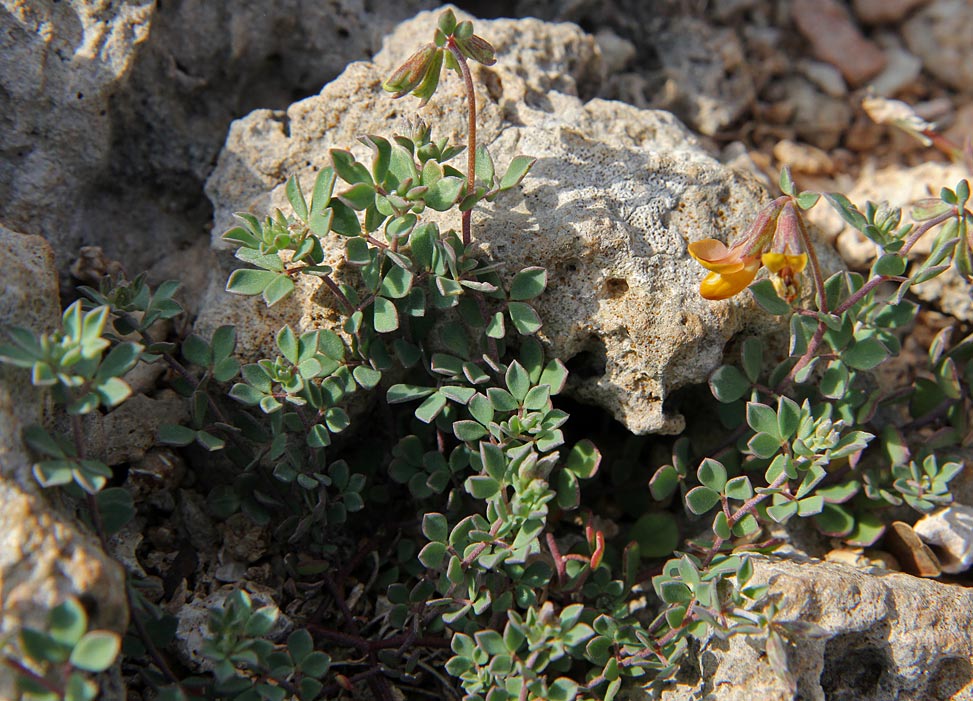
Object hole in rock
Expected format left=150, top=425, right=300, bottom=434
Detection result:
left=565, top=336, right=607, bottom=380
left=820, top=632, right=890, bottom=700
left=929, top=656, right=973, bottom=700
left=604, top=277, right=629, bottom=298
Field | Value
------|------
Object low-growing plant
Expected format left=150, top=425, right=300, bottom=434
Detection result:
left=1, top=9, right=972, bottom=701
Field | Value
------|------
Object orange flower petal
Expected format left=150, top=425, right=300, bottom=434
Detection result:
left=698, top=262, right=760, bottom=300
left=688, top=239, right=745, bottom=274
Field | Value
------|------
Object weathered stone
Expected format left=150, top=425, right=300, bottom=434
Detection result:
left=903, top=0, right=973, bottom=92
left=200, top=9, right=782, bottom=435
left=0, top=226, right=127, bottom=699
left=661, top=556, right=973, bottom=701
left=792, top=0, right=887, bottom=87
left=914, top=504, right=973, bottom=573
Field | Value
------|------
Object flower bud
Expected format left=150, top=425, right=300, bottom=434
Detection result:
left=383, top=43, right=437, bottom=98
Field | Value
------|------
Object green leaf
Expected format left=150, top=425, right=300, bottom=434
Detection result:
left=373, top=296, right=399, bottom=333
left=387, top=384, right=436, bottom=403
left=508, top=302, right=541, bottom=334
left=747, top=402, right=780, bottom=438
left=499, top=156, right=536, bottom=190
left=713, top=511, right=731, bottom=539
left=649, top=464, right=679, bottom=501
left=820, top=361, right=849, bottom=399
left=709, top=365, right=749, bottom=403
left=338, top=182, right=376, bottom=211
left=97, top=342, right=143, bottom=380
left=425, top=176, right=464, bottom=211
left=509, top=267, right=547, bottom=300
left=301, top=651, right=331, bottom=678
left=814, top=503, right=854, bottom=536
left=415, top=392, right=447, bottom=423
left=353, top=365, right=382, bottom=389
left=379, top=266, right=414, bottom=299
left=49, top=599, right=87, bottom=647
left=724, top=476, right=753, bottom=501
left=331, top=149, right=373, bottom=185
left=277, top=326, right=299, bottom=365
left=454, top=420, right=488, bottom=442
left=330, top=200, right=361, bottom=237
left=749, top=432, right=782, bottom=459
left=286, top=175, right=308, bottom=221
left=505, top=361, right=530, bottom=402
left=749, top=279, right=790, bottom=315
left=226, top=269, right=277, bottom=296
left=69, top=631, right=120, bottom=672
left=685, top=486, right=720, bottom=515
left=630, top=512, right=679, bottom=558
left=776, top=396, right=801, bottom=440
left=96, top=488, right=135, bottom=535
left=740, top=337, right=763, bottom=383
left=418, top=541, right=447, bottom=568
left=767, top=500, right=798, bottom=523
left=422, top=513, right=449, bottom=543
left=697, top=459, right=726, bottom=492
left=844, top=336, right=890, bottom=370
left=263, top=274, right=295, bottom=306
left=466, top=475, right=500, bottom=499
left=475, top=145, right=495, bottom=184
left=565, top=439, right=601, bottom=478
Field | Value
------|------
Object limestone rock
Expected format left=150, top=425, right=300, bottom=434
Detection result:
left=661, top=556, right=973, bottom=700
left=904, top=0, right=973, bottom=92
left=0, top=226, right=127, bottom=699
left=200, top=9, right=780, bottom=435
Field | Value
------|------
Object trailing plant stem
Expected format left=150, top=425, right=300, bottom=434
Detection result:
left=447, top=38, right=476, bottom=247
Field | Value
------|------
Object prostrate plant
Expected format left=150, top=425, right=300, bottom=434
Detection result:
left=3, top=9, right=973, bottom=701
left=2, top=598, right=121, bottom=701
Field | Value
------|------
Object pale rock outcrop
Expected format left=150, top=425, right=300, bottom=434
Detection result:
left=660, top=556, right=973, bottom=701
left=200, top=7, right=780, bottom=435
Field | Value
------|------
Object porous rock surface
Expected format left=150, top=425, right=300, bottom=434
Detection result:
left=660, top=557, right=973, bottom=701
left=200, top=7, right=777, bottom=435
left=0, top=226, right=127, bottom=698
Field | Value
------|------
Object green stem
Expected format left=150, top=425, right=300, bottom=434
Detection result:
left=447, top=38, right=477, bottom=247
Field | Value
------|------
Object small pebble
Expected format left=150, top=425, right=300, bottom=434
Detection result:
left=884, top=520, right=942, bottom=577
left=869, top=47, right=923, bottom=96
left=853, top=0, right=930, bottom=24
left=914, top=504, right=973, bottom=574
left=793, top=0, right=887, bottom=86
left=773, top=139, right=835, bottom=175
left=798, top=60, right=847, bottom=98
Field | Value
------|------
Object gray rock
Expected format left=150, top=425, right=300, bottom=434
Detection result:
left=200, top=8, right=780, bottom=435
left=782, top=76, right=855, bottom=151
left=646, top=15, right=756, bottom=136
left=0, top=0, right=434, bottom=272
left=0, top=226, right=127, bottom=699
left=661, top=556, right=973, bottom=701
left=904, top=0, right=973, bottom=92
